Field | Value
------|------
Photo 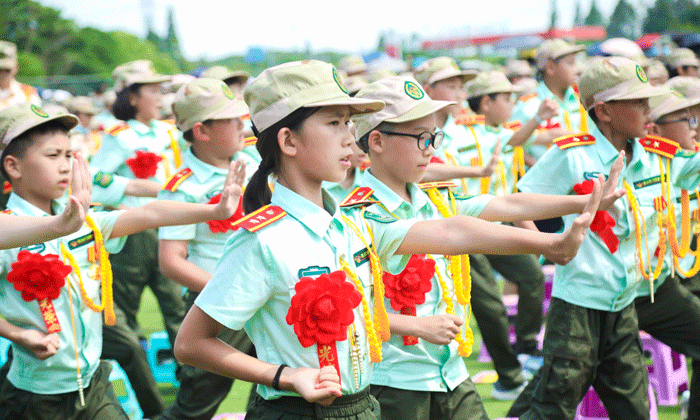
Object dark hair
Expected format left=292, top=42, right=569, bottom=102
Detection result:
left=243, top=106, right=320, bottom=213
left=112, top=84, right=145, bottom=121
left=587, top=107, right=599, bottom=125
left=467, top=93, right=499, bottom=114
left=182, top=120, right=213, bottom=143
left=1, top=121, right=69, bottom=180
left=357, top=121, right=392, bottom=154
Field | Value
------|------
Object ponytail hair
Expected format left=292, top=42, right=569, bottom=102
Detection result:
left=243, top=106, right=321, bottom=213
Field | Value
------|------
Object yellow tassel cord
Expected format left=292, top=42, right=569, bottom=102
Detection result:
left=428, top=255, right=472, bottom=356
left=425, top=187, right=474, bottom=353
left=167, top=130, right=183, bottom=169
left=64, top=268, right=85, bottom=406
left=672, top=187, right=700, bottom=277
left=496, top=161, right=508, bottom=197
left=339, top=256, right=383, bottom=363
left=623, top=181, right=666, bottom=302
left=444, top=152, right=469, bottom=194
left=466, top=125, right=491, bottom=194
left=59, top=215, right=115, bottom=326
left=511, top=146, right=526, bottom=194
left=160, top=154, right=172, bottom=179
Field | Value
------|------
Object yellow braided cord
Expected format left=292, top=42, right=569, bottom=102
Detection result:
left=497, top=161, right=508, bottom=196
left=339, top=256, right=382, bottom=362
left=160, top=154, right=172, bottom=179
left=428, top=255, right=472, bottom=356
left=167, top=130, right=183, bottom=169
left=466, top=125, right=490, bottom=194
left=578, top=103, right=588, bottom=133
left=563, top=109, right=573, bottom=131
left=85, top=214, right=115, bottom=326
left=512, top=147, right=526, bottom=193
left=445, top=152, right=469, bottom=194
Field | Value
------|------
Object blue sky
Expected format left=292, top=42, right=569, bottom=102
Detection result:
left=38, top=0, right=627, bottom=60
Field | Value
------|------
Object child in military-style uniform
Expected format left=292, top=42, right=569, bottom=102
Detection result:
left=157, top=78, right=259, bottom=420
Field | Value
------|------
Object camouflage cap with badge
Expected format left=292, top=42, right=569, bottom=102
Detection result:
left=536, top=39, right=586, bottom=70
left=466, top=71, right=524, bottom=99
left=578, top=56, right=667, bottom=111
left=667, top=76, right=700, bottom=102
left=352, top=75, right=455, bottom=140
left=649, top=89, right=700, bottom=122
left=668, top=48, right=700, bottom=68
left=0, top=103, right=78, bottom=150
left=172, top=78, right=249, bottom=132
left=0, top=41, right=17, bottom=70
left=243, top=60, right=385, bottom=134
left=413, top=57, right=477, bottom=86
left=200, top=66, right=250, bottom=86
left=112, top=59, right=171, bottom=92
left=67, top=96, right=101, bottom=116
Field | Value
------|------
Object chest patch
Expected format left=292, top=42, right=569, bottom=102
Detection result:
left=68, top=232, right=95, bottom=250
left=298, top=265, right=331, bottom=278
left=633, top=176, right=662, bottom=189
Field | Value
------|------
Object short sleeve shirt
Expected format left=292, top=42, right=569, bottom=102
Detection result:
left=88, top=167, right=129, bottom=208
left=195, top=182, right=414, bottom=399
left=0, top=194, right=126, bottom=394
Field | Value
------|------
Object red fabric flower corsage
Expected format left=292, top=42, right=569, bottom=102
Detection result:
left=8, top=251, right=72, bottom=333
left=383, top=254, right=435, bottom=345
left=206, top=194, right=244, bottom=233
left=126, top=150, right=162, bottom=179
left=286, top=270, right=362, bottom=385
left=573, top=180, right=619, bottom=253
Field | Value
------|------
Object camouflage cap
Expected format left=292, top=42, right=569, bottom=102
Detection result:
left=505, top=60, right=535, bottom=78
left=172, top=78, right=249, bottom=132
left=243, top=60, right=384, bottom=133
left=344, top=75, right=369, bottom=95
left=0, top=103, right=78, bottom=149
left=112, top=60, right=170, bottom=92
left=466, top=71, right=523, bottom=99
left=352, top=75, right=455, bottom=139
left=200, top=66, right=250, bottom=85
left=645, top=60, right=669, bottom=80
left=0, top=41, right=17, bottom=70
left=338, top=55, right=367, bottom=75
left=413, top=57, right=477, bottom=86
left=67, top=96, right=100, bottom=115
left=666, top=76, right=700, bottom=102
left=536, top=39, right=586, bottom=70
left=669, top=48, right=700, bottom=68
left=578, top=56, right=667, bottom=111
left=650, top=90, right=700, bottom=122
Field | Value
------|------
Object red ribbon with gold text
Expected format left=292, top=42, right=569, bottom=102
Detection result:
left=7, top=251, right=72, bottom=333
left=286, top=271, right=362, bottom=387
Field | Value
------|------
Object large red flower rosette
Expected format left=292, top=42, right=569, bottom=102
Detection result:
left=126, top=150, right=163, bottom=179
left=7, top=250, right=72, bottom=333
left=286, top=270, right=362, bottom=386
left=573, top=180, right=619, bottom=253
left=206, top=193, right=244, bottom=233
left=383, top=254, right=435, bottom=345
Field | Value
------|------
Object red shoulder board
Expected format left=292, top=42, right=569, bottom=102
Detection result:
left=554, top=133, right=595, bottom=150
left=339, top=187, right=378, bottom=207
left=518, top=93, right=538, bottom=102
left=3, top=181, right=12, bottom=194
left=232, top=205, right=286, bottom=232
left=418, top=181, right=457, bottom=190
left=243, top=136, right=257, bottom=147
left=241, top=113, right=251, bottom=121
left=639, top=136, right=679, bottom=159
left=163, top=168, right=193, bottom=192
left=503, top=121, right=523, bottom=131
left=455, top=114, right=485, bottom=126
left=107, top=123, right=130, bottom=136
left=1, top=209, right=11, bottom=215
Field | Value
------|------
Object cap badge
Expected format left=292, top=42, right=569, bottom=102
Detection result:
left=30, top=105, right=49, bottom=118
left=636, top=65, right=648, bottom=83
left=404, top=81, right=424, bottom=100
left=333, top=68, right=348, bottom=94
left=222, top=85, right=235, bottom=100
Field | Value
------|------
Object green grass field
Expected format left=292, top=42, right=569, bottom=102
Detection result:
left=137, top=288, right=683, bottom=419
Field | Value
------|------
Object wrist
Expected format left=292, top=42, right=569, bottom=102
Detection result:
left=275, top=364, right=293, bottom=392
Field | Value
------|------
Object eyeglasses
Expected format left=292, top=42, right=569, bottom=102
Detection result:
left=378, top=130, right=445, bottom=151
left=656, top=116, right=699, bottom=129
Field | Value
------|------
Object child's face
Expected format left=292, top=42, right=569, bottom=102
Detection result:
left=376, top=113, right=437, bottom=184
left=76, top=112, right=94, bottom=129
left=208, top=117, right=245, bottom=158
left=293, top=105, right=356, bottom=184
left=550, top=53, right=579, bottom=87
left=484, top=92, right=515, bottom=126
left=9, top=131, right=72, bottom=207
left=425, top=77, right=464, bottom=111
left=605, top=98, right=651, bottom=139
left=132, top=83, right=163, bottom=122
left=654, top=108, right=697, bottom=150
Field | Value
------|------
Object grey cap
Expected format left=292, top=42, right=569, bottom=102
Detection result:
left=0, top=103, right=78, bottom=150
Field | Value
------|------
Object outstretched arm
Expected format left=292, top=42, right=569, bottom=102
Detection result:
left=159, top=240, right=212, bottom=293
left=175, top=304, right=342, bottom=405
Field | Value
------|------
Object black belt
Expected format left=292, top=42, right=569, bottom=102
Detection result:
left=257, top=387, right=372, bottom=419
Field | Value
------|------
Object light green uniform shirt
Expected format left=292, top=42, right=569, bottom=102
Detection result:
left=157, top=147, right=258, bottom=274
left=517, top=124, right=700, bottom=309
left=322, top=168, right=365, bottom=203
left=195, top=182, right=414, bottom=399
left=361, top=170, right=493, bottom=392
left=89, top=167, right=129, bottom=208
left=90, top=119, right=181, bottom=208
left=0, top=194, right=125, bottom=394
left=512, top=81, right=588, bottom=160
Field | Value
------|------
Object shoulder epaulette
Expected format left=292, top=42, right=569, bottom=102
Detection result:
left=518, top=93, right=538, bottom=102
left=231, top=205, right=286, bottom=232
left=339, top=187, right=379, bottom=207
left=455, top=114, right=485, bottom=126
left=639, top=136, right=680, bottom=159
left=107, top=123, right=130, bottom=136
left=503, top=121, right=523, bottom=131
left=3, top=181, right=12, bottom=194
left=417, top=181, right=457, bottom=190
left=163, top=168, right=193, bottom=192
left=241, top=113, right=251, bottom=121
left=1, top=209, right=12, bottom=215
left=243, top=136, right=257, bottom=147
left=554, top=133, right=595, bottom=150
